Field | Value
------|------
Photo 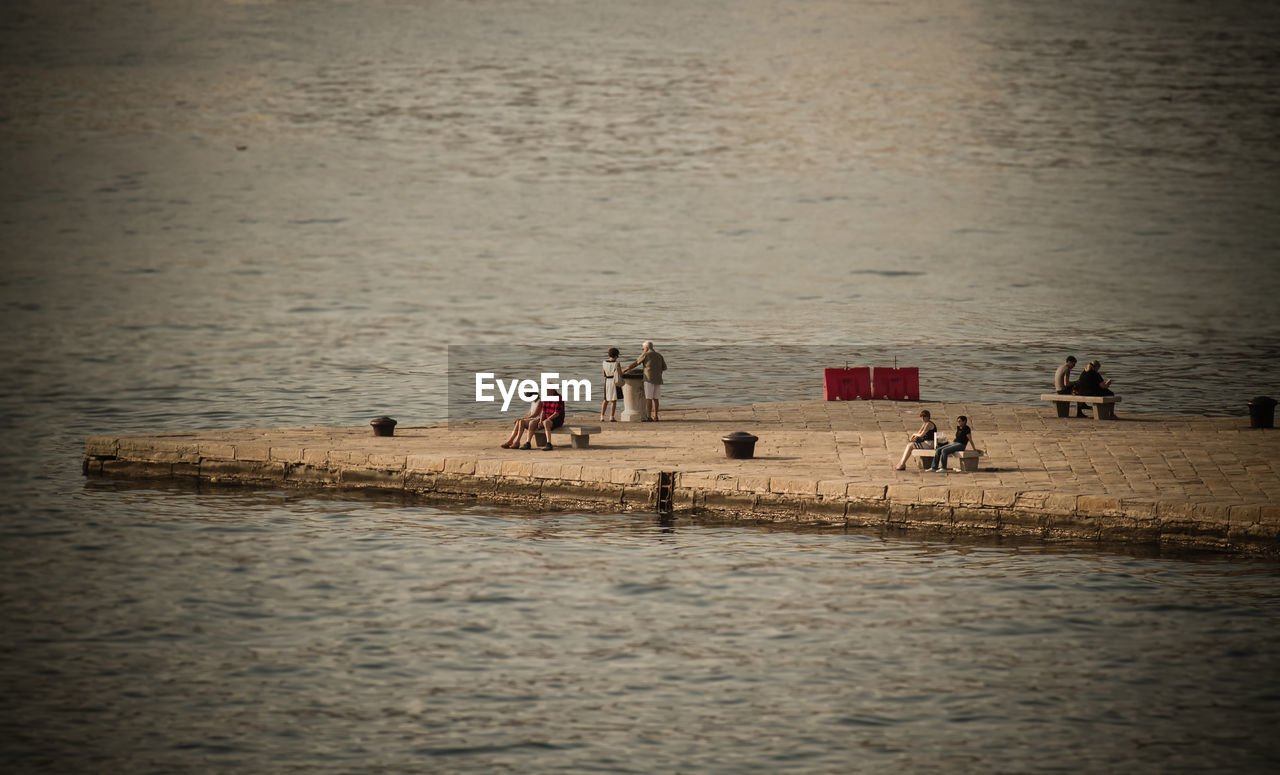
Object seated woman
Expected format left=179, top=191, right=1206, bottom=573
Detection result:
left=893, top=409, right=937, bottom=470
left=1073, top=360, right=1114, bottom=396
left=601, top=347, right=623, bottom=422
left=499, top=388, right=565, bottom=450
left=928, top=416, right=983, bottom=472
left=501, top=396, right=543, bottom=450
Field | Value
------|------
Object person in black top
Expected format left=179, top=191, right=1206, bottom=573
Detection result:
left=928, top=416, right=982, bottom=472
left=1073, top=360, right=1113, bottom=396
left=894, top=409, right=937, bottom=470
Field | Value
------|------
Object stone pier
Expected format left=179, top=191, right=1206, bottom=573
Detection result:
left=83, top=400, right=1280, bottom=556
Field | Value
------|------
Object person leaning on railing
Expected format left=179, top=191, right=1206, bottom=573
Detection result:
left=623, top=340, right=667, bottom=422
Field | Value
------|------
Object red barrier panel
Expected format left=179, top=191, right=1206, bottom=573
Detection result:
left=848, top=367, right=872, bottom=400
left=823, top=369, right=842, bottom=400
left=823, top=367, right=872, bottom=400
left=871, top=367, right=896, bottom=400
left=900, top=367, right=920, bottom=401
left=872, top=367, right=920, bottom=401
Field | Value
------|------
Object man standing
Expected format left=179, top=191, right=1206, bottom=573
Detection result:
left=1054, top=355, right=1088, bottom=417
left=624, top=340, right=667, bottom=421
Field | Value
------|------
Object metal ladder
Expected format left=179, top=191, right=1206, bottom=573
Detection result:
left=656, top=471, right=675, bottom=515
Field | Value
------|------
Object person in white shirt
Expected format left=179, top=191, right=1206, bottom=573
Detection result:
left=600, top=347, right=623, bottom=422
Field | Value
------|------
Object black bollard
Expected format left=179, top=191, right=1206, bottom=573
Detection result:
left=721, top=431, right=759, bottom=459
left=1247, top=397, right=1276, bottom=429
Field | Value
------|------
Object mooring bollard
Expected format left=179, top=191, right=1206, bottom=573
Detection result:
left=370, top=416, right=398, bottom=436
left=1248, top=397, right=1276, bottom=429
left=721, top=431, right=759, bottom=459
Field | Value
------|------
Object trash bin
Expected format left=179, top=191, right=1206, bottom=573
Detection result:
left=370, top=416, right=398, bottom=436
left=722, top=431, right=759, bottom=459
left=1247, top=397, right=1276, bottom=429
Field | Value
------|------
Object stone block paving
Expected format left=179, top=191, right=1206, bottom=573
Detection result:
left=96, top=399, right=1280, bottom=510
left=668, top=399, right=1280, bottom=507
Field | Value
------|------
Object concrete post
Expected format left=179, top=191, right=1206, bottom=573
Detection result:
left=620, top=373, right=649, bottom=422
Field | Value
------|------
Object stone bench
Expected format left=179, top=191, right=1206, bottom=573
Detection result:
left=1040, top=393, right=1121, bottom=420
left=911, top=447, right=983, bottom=472
left=534, top=425, right=603, bottom=449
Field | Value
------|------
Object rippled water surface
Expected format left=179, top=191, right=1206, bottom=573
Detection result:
left=2, top=0, right=1279, bottom=424
left=3, top=0, right=1280, bottom=771
left=4, top=487, right=1280, bottom=773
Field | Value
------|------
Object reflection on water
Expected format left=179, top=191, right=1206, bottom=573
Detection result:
left=3, top=489, right=1280, bottom=773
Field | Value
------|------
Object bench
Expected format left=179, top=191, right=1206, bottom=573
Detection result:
left=1040, top=394, right=1121, bottom=420
left=533, top=425, right=603, bottom=449
left=911, top=447, right=983, bottom=472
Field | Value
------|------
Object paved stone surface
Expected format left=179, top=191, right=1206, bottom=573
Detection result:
left=433, top=400, right=1275, bottom=506
left=84, top=400, right=1280, bottom=554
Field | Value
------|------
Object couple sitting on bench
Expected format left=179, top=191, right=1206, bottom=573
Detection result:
left=1055, top=356, right=1114, bottom=417
left=893, top=410, right=983, bottom=472
left=500, top=389, right=565, bottom=451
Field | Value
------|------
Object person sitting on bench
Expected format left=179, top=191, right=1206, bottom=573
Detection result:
left=893, top=409, right=937, bottom=471
left=1054, top=355, right=1088, bottom=418
left=1073, top=360, right=1114, bottom=397
left=928, top=415, right=982, bottom=472
left=500, top=388, right=565, bottom=450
